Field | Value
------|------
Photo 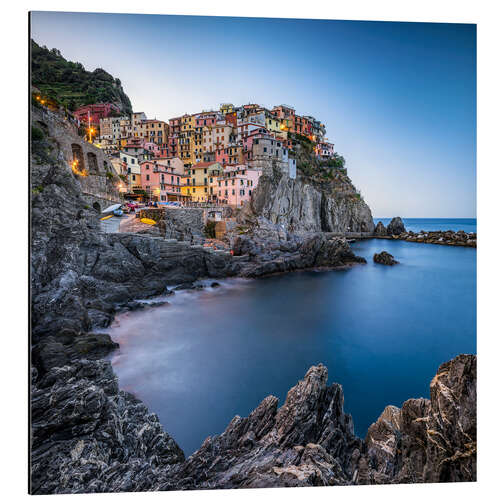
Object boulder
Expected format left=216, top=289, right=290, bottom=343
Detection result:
left=373, top=251, right=399, bottom=265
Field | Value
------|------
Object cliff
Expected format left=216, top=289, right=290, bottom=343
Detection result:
left=240, top=158, right=375, bottom=235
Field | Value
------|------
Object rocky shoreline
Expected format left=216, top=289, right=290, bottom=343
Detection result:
left=373, top=218, right=476, bottom=248
left=30, top=110, right=476, bottom=493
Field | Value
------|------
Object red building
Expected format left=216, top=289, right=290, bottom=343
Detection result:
left=73, top=103, right=121, bottom=126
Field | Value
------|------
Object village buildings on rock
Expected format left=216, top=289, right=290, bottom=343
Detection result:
left=71, top=101, right=336, bottom=207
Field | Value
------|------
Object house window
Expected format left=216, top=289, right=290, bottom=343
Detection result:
left=146, top=175, right=150, bottom=181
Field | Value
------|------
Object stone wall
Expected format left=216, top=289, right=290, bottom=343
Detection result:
left=32, top=106, right=120, bottom=202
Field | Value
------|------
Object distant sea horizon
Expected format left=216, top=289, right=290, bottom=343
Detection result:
left=373, top=218, right=477, bottom=234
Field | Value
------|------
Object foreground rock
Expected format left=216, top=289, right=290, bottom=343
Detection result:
left=30, top=359, right=184, bottom=494
left=164, top=364, right=362, bottom=489
left=373, top=251, right=399, bottom=266
left=31, top=344, right=476, bottom=493
left=364, top=354, right=476, bottom=484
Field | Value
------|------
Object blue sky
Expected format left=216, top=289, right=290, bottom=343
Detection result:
left=31, top=12, right=476, bottom=218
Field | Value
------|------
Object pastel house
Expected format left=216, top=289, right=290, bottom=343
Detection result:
left=217, top=165, right=262, bottom=207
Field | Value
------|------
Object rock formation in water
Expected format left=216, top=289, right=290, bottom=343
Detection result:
left=373, top=251, right=399, bottom=265
left=387, top=216, right=406, bottom=236
left=374, top=221, right=388, bottom=236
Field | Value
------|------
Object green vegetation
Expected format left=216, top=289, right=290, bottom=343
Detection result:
left=325, top=153, right=346, bottom=169
left=204, top=220, right=217, bottom=238
left=31, top=39, right=132, bottom=114
left=106, top=171, right=114, bottom=180
left=32, top=185, right=44, bottom=195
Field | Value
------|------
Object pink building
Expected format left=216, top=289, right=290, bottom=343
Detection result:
left=215, top=147, right=230, bottom=166
left=195, top=112, right=218, bottom=127
left=217, top=165, right=262, bottom=207
left=242, top=127, right=268, bottom=161
left=140, top=160, right=183, bottom=202
left=143, top=142, right=161, bottom=156
left=315, top=141, right=335, bottom=160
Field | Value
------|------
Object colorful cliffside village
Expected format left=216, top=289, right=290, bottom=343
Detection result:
left=71, top=101, right=335, bottom=206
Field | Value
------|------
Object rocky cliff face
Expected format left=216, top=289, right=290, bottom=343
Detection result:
left=240, top=164, right=374, bottom=234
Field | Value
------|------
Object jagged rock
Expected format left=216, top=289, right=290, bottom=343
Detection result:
left=30, top=359, right=184, bottom=494
left=374, top=221, right=387, bottom=236
left=166, top=364, right=361, bottom=490
left=373, top=251, right=399, bottom=265
left=361, top=354, right=476, bottom=485
left=387, top=217, right=406, bottom=236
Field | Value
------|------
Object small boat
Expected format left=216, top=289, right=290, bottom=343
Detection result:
left=113, top=209, right=124, bottom=217
left=140, top=218, right=157, bottom=225
left=100, top=214, right=113, bottom=221
left=101, top=203, right=122, bottom=215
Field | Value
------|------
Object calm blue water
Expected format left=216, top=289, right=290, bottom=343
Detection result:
left=107, top=238, right=476, bottom=457
left=374, top=217, right=476, bottom=233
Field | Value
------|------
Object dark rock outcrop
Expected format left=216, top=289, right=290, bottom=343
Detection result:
left=373, top=251, right=399, bottom=266
left=163, top=365, right=362, bottom=489
left=229, top=219, right=366, bottom=278
left=31, top=359, right=184, bottom=494
left=387, top=217, right=406, bottom=236
left=363, top=354, right=476, bottom=485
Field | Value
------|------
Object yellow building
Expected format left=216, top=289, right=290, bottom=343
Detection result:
left=179, top=114, right=195, bottom=167
left=181, top=161, right=222, bottom=202
left=190, top=124, right=204, bottom=164
left=138, top=119, right=169, bottom=145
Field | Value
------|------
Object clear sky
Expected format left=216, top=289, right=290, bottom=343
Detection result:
left=30, top=12, right=476, bottom=218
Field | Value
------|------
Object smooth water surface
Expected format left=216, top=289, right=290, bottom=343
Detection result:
left=107, top=239, right=476, bottom=456
left=374, top=217, right=476, bottom=233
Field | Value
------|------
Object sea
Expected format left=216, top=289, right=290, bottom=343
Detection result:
left=106, top=218, right=476, bottom=456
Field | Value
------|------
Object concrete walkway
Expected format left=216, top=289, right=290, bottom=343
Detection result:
left=100, top=214, right=134, bottom=233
